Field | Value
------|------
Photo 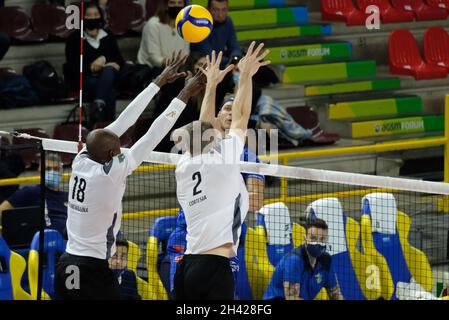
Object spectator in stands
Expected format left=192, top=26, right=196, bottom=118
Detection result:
left=137, top=0, right=189, bottom=76
left=0, top=153, right=69, bottom=238
left=192, top=0, right=241, bottom=68
left=65, top=1, right=125, bottom=126
left=109, top=238, right=141, bottom=300
left=263, top=219, right=343, bottom=300
left=0, top=32, right=10, bottom=61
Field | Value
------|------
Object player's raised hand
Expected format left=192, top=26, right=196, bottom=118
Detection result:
left=199, top=50, right=234, bottom=87
left=238, top=41, right=271, bottom=79
left=177, top=69, right=207, bottom=103
left=154, top=50, right=188, bottom=87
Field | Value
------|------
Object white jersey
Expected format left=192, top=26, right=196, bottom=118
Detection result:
left=175, top=131, right=249, bottom=257
left=66, top=148, right=136, bottom=260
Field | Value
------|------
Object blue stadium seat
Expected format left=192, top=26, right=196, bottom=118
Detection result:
left=149, top=216, right=178, bottom=267
left=256, top=202, right=293, bottom=266
left=0, top=236, right=31, bottom=300
left=306, top=198, right=381, bottom=300
left=28, top=229, right=66, bottom=300
left=361, top=193, right=433, bottom=299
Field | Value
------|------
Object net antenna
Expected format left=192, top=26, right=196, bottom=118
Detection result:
left=78, top=0, right=85, bottom=152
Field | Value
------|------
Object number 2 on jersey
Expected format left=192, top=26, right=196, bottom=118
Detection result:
left=72, top=176, right=86, bottom=202
left=192, top=172, right=202, bottom=196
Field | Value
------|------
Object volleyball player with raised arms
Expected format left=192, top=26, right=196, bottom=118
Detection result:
left=173, top=41, right=270, bottom=300
left=54, top=52, right=206, bottom=300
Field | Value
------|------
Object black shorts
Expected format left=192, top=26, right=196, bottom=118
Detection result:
left=54, top=252, right=120, bottom=300
left=173, top=254, right=234, bottom=300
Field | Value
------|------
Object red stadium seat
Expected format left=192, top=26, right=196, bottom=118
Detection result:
left=355, top=0, right=415, bottom=23
left=146, top=0, right=162, bottom=20
left=31, top=4, right=75, bottom=39
left=53, top=124, right=89, bottom=165
left=129, top=1, right=146, bottom=32
left=93, top=122, right=135, bottom=148
left=320, top=0, right=369, bottom=25
left=108, top=0, right=134, bottom=35
left=12, top=128, right=50, bottom=169
left=388, top=29, right=447, bottom=80
left=423, top=26, right=449, bottom=71
left=0, top=6, right=48, bottom=42
left=391, top=0, right=448, bottom=20
left=426, top=0, right=449, bottom=11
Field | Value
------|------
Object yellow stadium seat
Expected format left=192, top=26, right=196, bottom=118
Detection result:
left=360, top=214, right=394, bottom=300
left=145, top=236, right=168, bottom=300
left=127, top=241, right=141, bottom=274
left=396, top=211, right=434, bottom=292
left=10, top=250, right=32, bottom=300
left=127, top=240, right=153, bottom=300
left=346, top=216, right=382, bottom=300
left=244, top=226, right=274, bottom=300
left=28, top=250, right=51, bottom=300
left=291, top=223, right=305, bottom=248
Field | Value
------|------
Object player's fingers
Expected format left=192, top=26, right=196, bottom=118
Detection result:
left=216, top=51, right=223, bottom=67
left=206, top=54, right=211, bottom=69
left=260, top=60, right=271, bottom=67
left=211, top=50, right=216, bottom=66
left=253, top=43, right=265, bottom=59
left=198, top=66, right=207, bottom=75
left=246, top=41, right=256, bottom=56
left=222, top=64, right=234, bottom=75
left=257, top=49, right=270, bottom=61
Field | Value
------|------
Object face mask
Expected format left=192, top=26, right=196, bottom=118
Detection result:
left=45, top=170, right=61, bottom=189
left=233, top=71, right=239, bottom=85
left=168, top=6, right=183, bottom=19
left=84, top=18, right=103, bottom=31
left=306, top=242, right=327, bottom=258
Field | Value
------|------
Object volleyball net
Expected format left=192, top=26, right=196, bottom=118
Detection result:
left=2, top=136, right=448, bottom=300
left=35, top=137, right=449, bottom=301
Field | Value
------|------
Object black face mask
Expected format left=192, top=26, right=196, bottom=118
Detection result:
left=167, top=6, right=183, bottom=19
left=84, top=18, right=103, bottom=31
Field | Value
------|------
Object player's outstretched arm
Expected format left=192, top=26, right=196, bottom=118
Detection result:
left=106, top=50, right=188, bottom=137
left=231, top=41, right=270, bottom=139
left=129, top=69, right=207, bottom=168
left=198, top=50, right=234, bottom=128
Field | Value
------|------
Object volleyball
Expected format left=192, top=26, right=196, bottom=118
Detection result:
left=175, top=5, right=213, bottom=43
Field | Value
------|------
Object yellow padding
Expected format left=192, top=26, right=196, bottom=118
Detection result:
left=345, top=217, right=382, bottom=300
left=244, top=226, right=274, bottom=300
left=144, top=236, right=168, bottom=300
left=10, top=251, right=32, bottom=300
left=361, top=215, right=394, bottom=300
left=396, top=211, right=433, bottom=292
left=291, top=223, right=305, bottom=248
left=126, top=241, right=152, bottom=300
left=27, top=250, right=51, bottom=300
left=127, top=241, right=141, bottom=274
